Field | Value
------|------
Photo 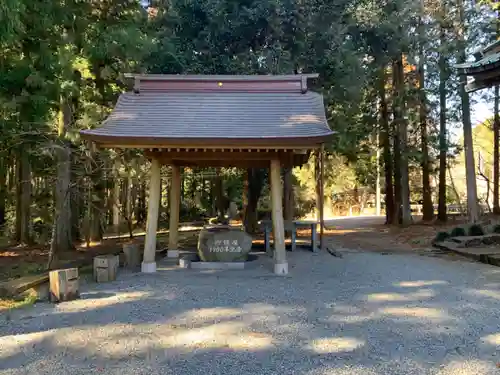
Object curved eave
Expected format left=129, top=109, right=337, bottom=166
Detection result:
left=79, top=132, right=336, bottom=149
left=456, top=53, right=500, bottom=75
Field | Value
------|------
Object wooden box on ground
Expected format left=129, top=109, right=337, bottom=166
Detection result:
left=94, top=255, right=119, bottom=283
left=49, top=268, right=79, bottom=303
left=123, top=242, right=141, bottom=268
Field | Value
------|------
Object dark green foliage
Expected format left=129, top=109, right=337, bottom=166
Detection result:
left=450, top=227, right=466, bottom=237
left=433, top=231, right=450, bottom=243
left=468, top=224, right=485, bottom=236
left=493, top=224, right=500, bottom=234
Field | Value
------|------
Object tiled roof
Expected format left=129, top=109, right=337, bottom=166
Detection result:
left=455, top=52, right=500, bottom=74
left=80, top=76, right=333, bottom=148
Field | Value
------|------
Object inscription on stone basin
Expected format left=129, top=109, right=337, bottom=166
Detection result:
left=198, top=227, right=252, bottom=262
left=209, top=239, right=242, bottom=253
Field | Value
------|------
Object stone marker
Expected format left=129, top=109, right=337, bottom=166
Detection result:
left=123, top=241, right=141, bottom=268
left=93, top=254, right=119, bottom=283
left=197, top=226, right=252, bottom=262
left=49, top=268, right=79, bottom=303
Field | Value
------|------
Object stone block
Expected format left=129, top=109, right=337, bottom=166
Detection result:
left=123, top=241, right=141, bottom=268
left=179, top=258, right=191, bottom=268
left=93, top=255, right=119, bottom=283
left=49, top=268, right=79, bottom=303
left=197, top=225, right=252, bottom=262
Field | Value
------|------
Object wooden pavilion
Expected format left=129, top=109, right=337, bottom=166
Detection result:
left=456, top=40, right=500, bottom=92
left=80, top=74, right=334, bottom=275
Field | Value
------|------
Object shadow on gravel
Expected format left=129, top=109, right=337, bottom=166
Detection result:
left=1, top=252, right=500, bottom=374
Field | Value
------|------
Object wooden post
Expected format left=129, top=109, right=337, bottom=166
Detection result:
left=142, top=158, right=161, bottom=273
left=168, top=164, right=181, bottom=258
left=319, top=144, right=325, bottom=250
left=270, top=158, right=287, bottom=275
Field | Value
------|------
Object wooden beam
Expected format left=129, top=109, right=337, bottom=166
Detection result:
left=145, top=149, right=288, bottom=161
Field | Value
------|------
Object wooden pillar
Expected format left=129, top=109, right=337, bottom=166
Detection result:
left=168, top=164, right=181, bottom=258
left=319, top=144, right=325, bottom=250
left=142, top=158, right=161, bottom=273
left=270, top=158, right=287, bottom=275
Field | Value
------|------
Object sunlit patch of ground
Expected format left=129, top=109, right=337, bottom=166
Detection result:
left=305, top=337, right=365, bottom=354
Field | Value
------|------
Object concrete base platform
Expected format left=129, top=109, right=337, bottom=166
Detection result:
left=190, top=261, right=246, bottom=270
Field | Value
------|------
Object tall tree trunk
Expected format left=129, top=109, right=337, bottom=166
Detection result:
left=392, top=66, right=402, bottom=225
left=392, top=55, right=411, bottom=226
left=438, top=6, right=448, bottom=222
left=15, top=150, right=32, bottom=244
left=283, top=167, right=294, bottom=236
left=126, top=167, right=133, bottom=238
left=90, top=152, right=104, bottom=242
left=419, top=1, right=434, bottom=221
left=244, top=168, right=265, bottom=233
left=242, top=169, right=249, bottom=220
left=0, top=155, right=6, bottom=229
left=457, top=0, right=479, bottom=222
left=494, top=10, right=500, bottom=215
left=378, top=67, right=395, bottom=225
left=283, top=168, right=294, bottom=222
left=315, top=152, right=321, bottom=220
left=494, top=84, right=499, bottom=214
left=214, top=169, right=225, bottom=222
left=48, top=98, right=74, bottom=269
left=71, top=173, right=82, bottom=243
left=112, top=159, right=121, bottom=229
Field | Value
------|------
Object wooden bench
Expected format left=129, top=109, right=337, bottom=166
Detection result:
left=260, top=220, right=318, bottom=254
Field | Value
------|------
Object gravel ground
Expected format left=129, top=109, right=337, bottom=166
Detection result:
left=1, top=248, right=500, bottom=375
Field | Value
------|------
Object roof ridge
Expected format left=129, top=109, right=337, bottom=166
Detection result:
left=126, top=74, right=319, bottom=94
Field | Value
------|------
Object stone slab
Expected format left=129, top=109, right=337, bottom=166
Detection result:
left=435, top=241, right=500, bottom=262
left=487, top=254, right=500, bottom=266
left=49, top=268, right=80, bottom=303
left=0, top=274, right=49, bottom=297
left=93, top=255, right=119, bottom=283
left=190, top=261, right=245, bottom=270
left=450, top=234, right=500, bottom=248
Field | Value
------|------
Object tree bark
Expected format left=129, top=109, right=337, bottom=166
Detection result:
left=112, top=159, right=121, bottom=229
left=392, top=55, right=411, bottom=226
left=48, top=100, right=74, bottom=269
left=214, top=169, right=225, bottom=222
left=315, top=152, right=321, bottom=220
left=438, top=6, right=448, bottom=222
left=457, top=0, right=479, bottom=222
left=392, top=63, right=402, bottom=225
left=378, top=67, right=395, bottom=225
left=244, top=168, right=265, bottom=234
left=90, top=152, right=104, bottom=242
left=495, top=10, right=500, bottom=215
left=0, top=155, right=6, bottom=229
left=418, top=0, right=434, bottom=221
left=15, top=150, right=32, bottom=244
left=494, top=84, right=499, bottom=214
left=283, top=168, right=294, bottom=222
